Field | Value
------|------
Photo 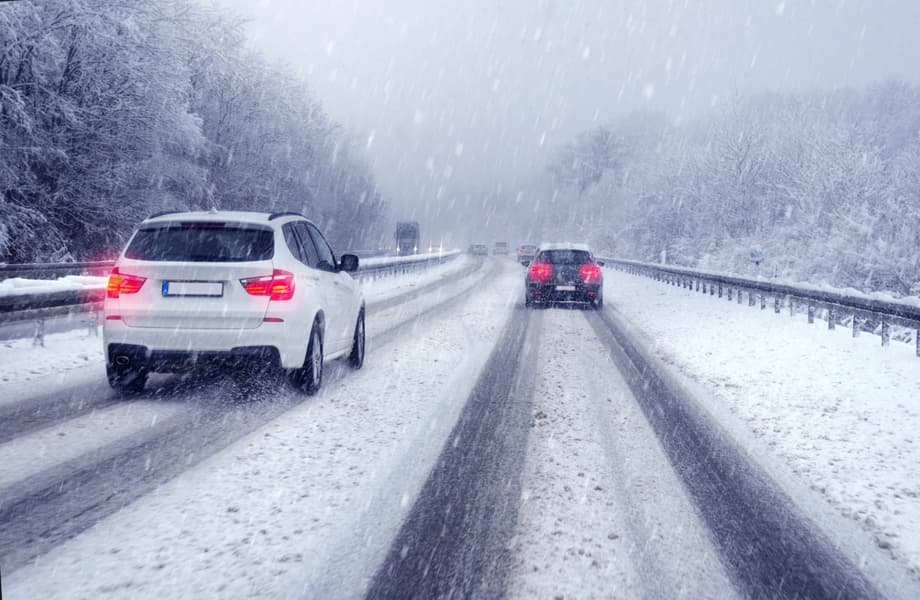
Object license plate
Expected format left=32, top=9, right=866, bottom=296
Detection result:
left=555, top=285, right=576, bottom=291
left=162, top=281, right=223, bottom=297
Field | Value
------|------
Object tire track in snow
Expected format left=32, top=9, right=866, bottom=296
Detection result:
left=586, top=307, right=885, bottom=600
left=366, top=303, right=541, bottom=600
left=507, top=308, right=736, bottom=600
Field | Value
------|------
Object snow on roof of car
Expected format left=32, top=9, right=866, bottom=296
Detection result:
left=538, top=242, right=592, bottom=252
left=142, top=210, right=312, bottom=226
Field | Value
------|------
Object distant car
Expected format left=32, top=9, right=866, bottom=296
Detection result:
left=493, top=241, right=509, bottom=255
left=469, top=243, right=489, bottom=256
left=517, top=244, right=538, bottom=264
left=525, top=243, right=604, bottom=309
left=103, top=210, right=365, bottom=394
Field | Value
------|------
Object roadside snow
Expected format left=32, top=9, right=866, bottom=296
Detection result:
left=0, top=275, right=105, bottom=298
left=605, top=268, right=920, bottom=577
left=507, top=310, right=736, bottom=600
left=359, top=249, right=461, bottom=267
left=5, top=260, right=520, bottom=599
left=360, top=253, right=471, bottom=304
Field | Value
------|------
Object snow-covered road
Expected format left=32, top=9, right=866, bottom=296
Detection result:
left=2, top=256, right=919, bottom=599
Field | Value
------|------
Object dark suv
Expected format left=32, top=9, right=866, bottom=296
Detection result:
left=525, top=244, right=604, bottom=309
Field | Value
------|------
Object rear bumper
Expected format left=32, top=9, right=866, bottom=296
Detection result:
left=103, top=320, right=307, bottom=369
left=526, top=283, right=601, bottom=303
left=107, top=343, right=281, bottom=373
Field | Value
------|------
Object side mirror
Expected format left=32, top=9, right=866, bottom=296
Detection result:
left=596, top=260, right=605, bottom=267
left=339, top=253, right=359, bottom=273
left=521, top=260, right=530, bottom=267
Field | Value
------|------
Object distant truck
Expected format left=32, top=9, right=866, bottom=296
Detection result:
left=395, top=221, right=420, bottom=255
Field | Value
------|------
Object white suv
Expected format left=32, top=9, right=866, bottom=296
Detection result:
left=103, top=210, right=365, bottom=394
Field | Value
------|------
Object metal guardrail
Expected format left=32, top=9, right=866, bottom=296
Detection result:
left=0, top=252, right=461, bottom=329
left=601, top=257, right=920, bottom=356
left=0, top=260, right=116, bottom=279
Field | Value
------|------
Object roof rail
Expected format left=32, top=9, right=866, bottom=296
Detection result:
left=268, top=211, right=304, bottom=221
left=146, top=210, right=183, bottom=220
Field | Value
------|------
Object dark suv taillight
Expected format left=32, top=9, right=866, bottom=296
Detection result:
left=528, top=261, right=553, bottom=283
left=579, top=263, right=602, bottom=284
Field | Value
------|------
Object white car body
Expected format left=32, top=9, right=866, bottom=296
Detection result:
left=103, top=211, right=364, bottom=377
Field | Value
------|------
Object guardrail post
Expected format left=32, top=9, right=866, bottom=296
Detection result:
left=761, top=294, right=766, bottom=310
left=749, top=291, right=755, bottom=307
left=852, top=316, right=860, bottom=338
left=695, top=280, right=700, bottom=292
left=718, top=284, right=723, bottom=298
left=710, top=284, right=715, bottom=296
left=727, top=288, right=733, bottom=301
left=775, top=296, right=782, bottom=314
left=33, top=318, right=45, bottom=347
left=807, top=304, right=815, bottom=323
left=828, top=308, right=835, bottom=330
left=87, top=311, right=99, bottom=337
left=737, top=289, right=743, bottom=304
left=881, top=321, right=890, bottom=346
left=916, top=331, right=920, bottom=357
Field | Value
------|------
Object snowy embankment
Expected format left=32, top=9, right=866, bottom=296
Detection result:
left=358, top=248, right=461, bottom=267
left=0, top=275, right=106, bottom=298
left=604, top=269, right=920, bottom=577
left=4, top=260, right=518, bottom=599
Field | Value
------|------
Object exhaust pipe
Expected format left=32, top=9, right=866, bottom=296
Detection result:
left=114, top=355, right=131, bottom=366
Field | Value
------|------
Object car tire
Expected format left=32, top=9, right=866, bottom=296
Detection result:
left=106, top=363, right=147, bottom=394
left=593, top=295, right=604, bottom=310
left=348, top=310, right=365, bottom=369
left=290, top=322, right=323, bottom=395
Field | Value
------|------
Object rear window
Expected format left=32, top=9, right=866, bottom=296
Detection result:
left=539, top=250, right=591, bottom=264
left=124, top=224, right=274, bottom=262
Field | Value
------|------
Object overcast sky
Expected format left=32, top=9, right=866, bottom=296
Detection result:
left=217, top=0, right=920, bottom=238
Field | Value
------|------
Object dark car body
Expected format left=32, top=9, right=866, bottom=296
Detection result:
left=469, top=243, right=489, bottom=256
left=525, top=244, right=604, bottom=308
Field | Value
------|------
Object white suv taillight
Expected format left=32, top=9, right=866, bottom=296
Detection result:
left=106, top=267, right=146, bottom=298
left=240, top=269, right=295, bottom=301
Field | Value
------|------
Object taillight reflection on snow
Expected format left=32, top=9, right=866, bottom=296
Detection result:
left=240, top=269, right=295, bottom=300
left=106, top=267, right=146, bottom=298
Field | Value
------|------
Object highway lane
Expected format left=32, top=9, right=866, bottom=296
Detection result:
left=0, top=258, right=491, bottom=574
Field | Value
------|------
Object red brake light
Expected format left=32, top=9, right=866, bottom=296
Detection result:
left=528, top=261, right=553, bottom=283
left=106, top=267, right=146, bottom=298
left=241, top=269, right=295, bottom=301
left=579, top=263, right=602, bottom=284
